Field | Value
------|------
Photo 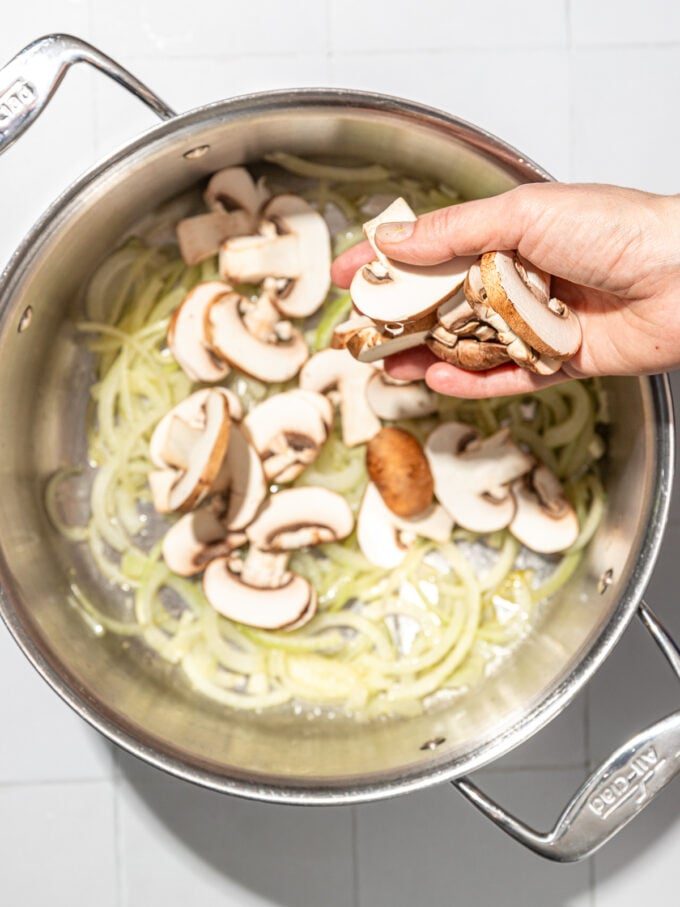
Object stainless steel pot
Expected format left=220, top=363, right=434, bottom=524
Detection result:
left=1, top=34, right=679, bottom=863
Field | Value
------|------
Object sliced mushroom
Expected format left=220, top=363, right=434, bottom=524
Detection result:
left=357, top=482, right=452, bottom=568
left=167, top=282, right=232, bottom=383
left=425, top=422, right=534, bottom=533
left=510, top=465, right=579, bottom=553
left=162, top=500, right=246, bottom=576
left=204, top=166, right=270, bottom=217
left=219, top=194, right=331, bottom=318
left=299, top=349, right=380, bottom=446
left=219, top=233, right=301, bottom=283
left=176, top=210, right=253, bottom=266
left=209, top=290, right=308, bottom=383
left=480, top=251, right=581, bottom=361
left=242, top=389, right=331, bottom=483
left=425, top=282, right=510, bottom=369
left=468, top=296, right=561, bottom=375
left=245, top=486, right=354, bottom=551
left=148, top=388, right=231, bottom=513
left=366, top=371, right=438, bottom=420
left=204, top=485, right=352, bottom=631
left=261, top=194, right=331, bottom=317
left=203, top=557, right=317, bottom=630
left=350, top=197, right=475, bottom=324
left=366, top=427, right=434, bottom=518
left=333, top=311, right=435, bottom=363
left=212, top=423, right=268, bottom=531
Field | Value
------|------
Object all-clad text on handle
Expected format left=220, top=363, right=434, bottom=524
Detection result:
left=0, top=34, right=176, bottom=156
left=452, top=601, right=680, bottom=862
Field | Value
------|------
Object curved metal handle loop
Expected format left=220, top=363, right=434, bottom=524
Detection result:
left=453, top=601, right=680, bottom=862
left=0, top=34, right=176, bottom=156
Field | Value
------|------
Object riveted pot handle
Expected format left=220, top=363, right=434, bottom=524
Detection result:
left=0, top=34, right=176, bottom=156
left=452, top=602, right=680, bottom=862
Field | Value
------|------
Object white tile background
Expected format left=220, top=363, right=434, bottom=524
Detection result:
left=1, top=1, right=680, bottom=903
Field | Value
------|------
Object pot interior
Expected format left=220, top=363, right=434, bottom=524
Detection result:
left=0, top=93, right=670, bottom=801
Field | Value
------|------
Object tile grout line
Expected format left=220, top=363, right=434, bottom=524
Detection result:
left=565, top=0, right=575, bottom=181
left=112, top=746, right=125, bottom=907
left=351, top=805, right=360, bottom=907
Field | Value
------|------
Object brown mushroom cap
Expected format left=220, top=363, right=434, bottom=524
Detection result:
left=480, top=251, right=581, bottom=359
left=426, top=334, right=510, bottom=370
left=367, top=427, right=434, bottom=517
left=212, top=423, right=268, bottom=531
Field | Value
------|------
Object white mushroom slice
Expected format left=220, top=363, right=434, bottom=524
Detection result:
left=299, top=349, right=380, bottom=446
left=150, top=388, right=240, bottom=468
left=203, top=557, right=317, bottom=630
left=162, top=502, right=246, bottom=576
left=357, top=483, right=452, bottom=568
left=209, top=291, right=308, bottom=383
left=246, top=486, right=354, bottom=551
left=294, top=389, right=334, bottom=430
left=331, top=313, right=375, bottom=349
left=262, top=194, right=332, bottom=318
left=176, top=210, right=253, bottom=266
left=204, top=166, right=270, bottom=217
left=366, top=372, right=438, bottom=420
left=510, top=465, right=579, bottom=554
left=350, top=197, right=475, bottom=324
left=148, top=469, right=177, bottom=514
left=148, top=389, right=231, bottom=513
left=219, top=233, right=300, bottom=284
left=239, top=548, right=290, bottom=588
left=243, top=390, right=330, bottom=483
left=425, top=422, right=534, bottom=533
left=167, top=282, right=232, bottom=383
left=212, top=424, right=268, bottom=531
left=480, top=251, right=581, bottom=360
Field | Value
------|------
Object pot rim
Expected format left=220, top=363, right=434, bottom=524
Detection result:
left=0, top=88, right=674, bottom=804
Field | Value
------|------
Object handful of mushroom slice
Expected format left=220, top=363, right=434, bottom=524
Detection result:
left=342, top=197, right=582, bottom=374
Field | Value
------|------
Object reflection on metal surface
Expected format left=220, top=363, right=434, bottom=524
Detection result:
left=183, top=144, right=210, bottom=160
left=17, top=306, right=32, bottom=333
left=597, top=568, right=614, bottom=595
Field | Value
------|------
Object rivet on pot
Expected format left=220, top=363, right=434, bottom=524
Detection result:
left=17, top=306, right=32, bottom=333
left=420, top=736, right=446, bottom=752
left=183, top=145, right=210, bottom=161
left=597, top=568, right=614, bottom=595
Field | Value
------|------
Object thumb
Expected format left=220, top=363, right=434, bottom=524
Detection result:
left=375, top=186, right=533, bottom=266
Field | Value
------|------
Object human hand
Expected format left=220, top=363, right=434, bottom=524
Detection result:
left=331, top=183, right=680, bottom=398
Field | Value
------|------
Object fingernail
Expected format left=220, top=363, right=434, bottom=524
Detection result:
left=376, top=220, right=415, bottom=244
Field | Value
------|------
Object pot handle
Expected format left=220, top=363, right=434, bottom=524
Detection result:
left=452, top=601, right=680, bottom=862
left=0, top=34, right=176, bottom=156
